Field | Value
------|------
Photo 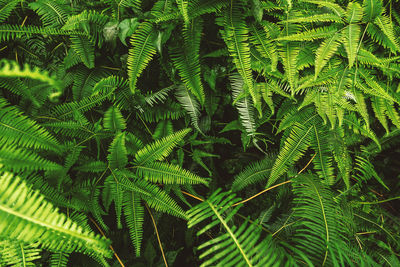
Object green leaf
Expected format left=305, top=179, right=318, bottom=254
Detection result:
left=107, top=132, right=128, bottom=169
left=0, top=172, right=112, bottom=257
left=104, top=106, right=126, bottom=132
left=342, top=24, right=360, bottom=68
left=127, top=22, right=157, bottom=94
left=134, top=128, right=191, bottom=165
left=314, top=32, right=342, bottom=79
left=268, top=123, right=312, bottom=186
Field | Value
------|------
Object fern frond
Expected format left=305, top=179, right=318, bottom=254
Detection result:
left=187, top=189, right=286, bottom=266
left=268, top=123, right=312, bottom=186
left=232, top=154, right=276, bottom=191
left=373, top=14, right=399, bottom=53
left=279, top=13, right=342, bottom=24
left=0, top=24, right=82, bottom=42
left=314, top=31, right=342, bottom=79
left=346, top=2, right=363, bottom=23
left=103, top=106, right=126, bottom=132
left=292, top=174, right=349, bottom=266
left=0, top=98, right=61, bottom=152
left=223, top=1, right=260, bottom=112
left=249, top=24, right=278, bottom=71
left=363, top=0, right=383, bottom=22
left=29, top=0, right=70, bottom=27
left=117, top=171, right=186, bottom=219
left=71, top=67, right=109, bottom=101
left=276, top=26, right=338, bottom=42
left=230, top=73, right=257, bottom=136
left=123, top=190, right=144, bottom=256
left=145, top=85, right=174, bottom=107
left=303, top=0, right=345, bottom=17
left=343, top=24, right=361, bottom=68
left=104, top=173, right=124, bottom=228
left=175, top=85, right=203, bottom=133
left=0, top=241, right=41, bottom=266
left=279, top=42, right=301, bottom=93
left=70, top=35, right=95, bottom=69
left=0, top=60, right=62, bottom=91
left=0, top=171, right=112, bottom=257
left=49, top=251, right=70, bottom=267
left=134, top=128, right=191, bottom=165
left=170, top=19, right=204, bottom=104
left=0, top=0, right=19, bottom=23
left=0, top=145, right=62, bottom=171
left=310, top=125, right=335, bottom=185
left=135, top=161, right=208, bottom=185
left=52, top=76, right=122, bottom=119
left=371, top=96, right=390, bottom=133
left=107, top=132, right=128, bottom=170
left=176, top=0, right=189, bottom=24
left=127, top=22, right=157, bottom=94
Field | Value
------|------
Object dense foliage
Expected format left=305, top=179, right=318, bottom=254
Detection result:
left=0, top=0, right=399, bottom=266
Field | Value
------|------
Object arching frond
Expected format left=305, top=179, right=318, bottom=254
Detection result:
left=0, top=60, right=62, bottom=91
left=291, top=174, right=350, bottom=266
left=222, top=1, right=260, bottom=113
left=0, top=240, right=41, bottom=266
left=0, top=171, right=112, bottom=257
left=232, top=154, right=276, bottom=191
left=268, top=123, right=312, bottom=186
left=170, top=19, right=204, bottom=104
left=134, top=128, right=191, bottom=165
left=230, top=73, right=256, bottom=136
left=0, top=0, right=19, bottom=23
left=127, top=22, right=157, bottom=94
left=175, top=85, right=203, bottom=133
left=0, top=98, right=61, bottom=152
left=187, top=189, right=288, bottom=266
left=135, top=161, right=209, bottom=185
left=0, top=145, right=62, bottom=172
left=107, top=132, right=128, bottom=170
left=29, top=0, right=70, bottom=27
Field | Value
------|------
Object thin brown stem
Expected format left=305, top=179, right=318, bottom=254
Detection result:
left=145, top=204, right=168, bottom=267
left=232, top=180, right=292, bottom=207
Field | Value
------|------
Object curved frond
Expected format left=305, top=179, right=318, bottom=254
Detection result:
left=232, top=154, right=276, bottom=191
left=0, top=98, right=61, bottom=152
left=0, top=171, right=112, bottom=257
left=127, top=22, right=157, bottom=94
left=268, top=123, right=312, bottom=186
left=135, top=161, right=209, bottom=185
left=107, top=132, right=128, bottom=170
left=134, top=128, right=191, bottom=165
left=0, top=0, right=19, bottom=23
left=170, top=19, right=204, bottom=104
left=187, top=189, right=287, bottom=266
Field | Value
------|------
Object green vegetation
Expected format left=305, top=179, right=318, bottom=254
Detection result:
left=0, top=0, right=399, bottom=266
